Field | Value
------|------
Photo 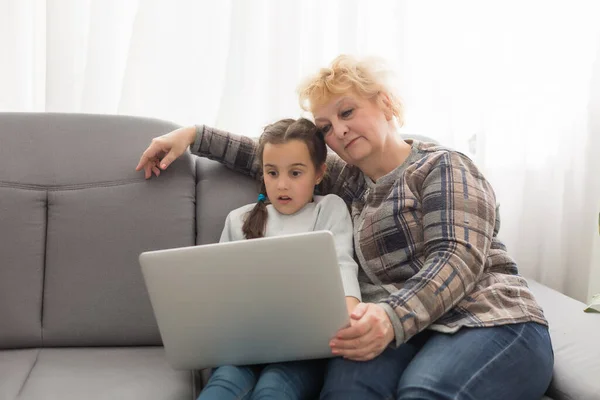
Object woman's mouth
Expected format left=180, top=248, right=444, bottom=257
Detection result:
left=345, top=137, right=361, bottom=149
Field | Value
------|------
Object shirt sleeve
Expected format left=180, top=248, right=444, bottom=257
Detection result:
left=318, top=153, right=366, bottom=206
left=315, top=195, right=362, bottom=301
left=191, top=125, right=262, bottom=180
left=379, top=151, right=496, bottom=346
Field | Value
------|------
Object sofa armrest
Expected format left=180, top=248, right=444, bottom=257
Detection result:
left=528, top=280, right=600, bottom=400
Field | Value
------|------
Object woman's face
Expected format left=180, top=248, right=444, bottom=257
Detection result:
left=313, top=93, right=390, bottom=168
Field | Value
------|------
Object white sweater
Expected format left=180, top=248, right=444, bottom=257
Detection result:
left=220, top=194, right=361, bottom=300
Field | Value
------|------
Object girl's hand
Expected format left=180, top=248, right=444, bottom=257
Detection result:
left=345, top=296, right=360, bottom=317
left=330, top=302, right=395, bottom=361
left=135, top=126, right=196, bottom=179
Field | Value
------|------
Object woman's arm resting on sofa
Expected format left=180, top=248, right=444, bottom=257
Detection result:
left=191, top=125, right=262, bottom=180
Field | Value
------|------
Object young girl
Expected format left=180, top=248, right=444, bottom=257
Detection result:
left=198, top=118, right=361, bottom=400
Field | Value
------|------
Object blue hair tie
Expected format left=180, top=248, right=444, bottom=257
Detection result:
left=257, top=194, right=266, bottom=202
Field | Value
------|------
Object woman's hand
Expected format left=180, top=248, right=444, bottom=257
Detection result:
left=330, top=302, right=395, bottom=361
left=135, top=126, right=196, bottom=179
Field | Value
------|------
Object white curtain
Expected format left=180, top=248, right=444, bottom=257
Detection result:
left=2, top=0, right=599, bottom=302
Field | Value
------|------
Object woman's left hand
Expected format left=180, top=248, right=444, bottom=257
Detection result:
left=329, top=302, right=395, bottom=361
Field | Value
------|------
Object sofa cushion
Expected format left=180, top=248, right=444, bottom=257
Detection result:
left=195, top=157, right=257, bottom=245
left=7, top=347, right=192, bottom=400
left=528, top=279, right=600, bottom=400
left=0, top=188, right=45, bottom=349
left=0, top=349, right=40, bottom=399
left=42, top=177, right=196, bottom=347
left=0, top=113, right=199, bottom=347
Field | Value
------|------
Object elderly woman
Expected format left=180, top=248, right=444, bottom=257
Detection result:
left=137, top=55, right=553, bottom=400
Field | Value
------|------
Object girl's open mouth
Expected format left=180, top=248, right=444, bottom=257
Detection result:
left=278, top=196, right=292, bottom=204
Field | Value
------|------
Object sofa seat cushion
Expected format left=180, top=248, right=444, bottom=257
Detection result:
left=1, top=347, right=192, bottom=400
left=0, top=349, right=39, bottom=399
left=528, top=280, right=600, bottom=400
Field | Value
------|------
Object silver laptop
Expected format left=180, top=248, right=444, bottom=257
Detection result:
left=139, top=230, right=350, bottom=370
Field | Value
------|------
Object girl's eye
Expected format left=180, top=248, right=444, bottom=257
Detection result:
left=291, top=171, right=302, bottom=177
left=341, top=109, right=353, bottom=118
left=266, top=171, right=277, bottom=177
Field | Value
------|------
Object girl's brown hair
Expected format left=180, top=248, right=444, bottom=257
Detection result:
left=242, top=118, right=327, bottom=239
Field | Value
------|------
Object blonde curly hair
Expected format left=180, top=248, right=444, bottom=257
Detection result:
left=297, top=55, right=404, bottom=126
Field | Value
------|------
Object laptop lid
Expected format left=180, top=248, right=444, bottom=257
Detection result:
left=139, top=230, right=349, bottom=370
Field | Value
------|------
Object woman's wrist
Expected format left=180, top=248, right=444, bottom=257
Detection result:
left=183, top=126, right=197, bottom=147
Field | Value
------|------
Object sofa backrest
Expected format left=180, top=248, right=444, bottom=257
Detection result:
left=0, top=112, right=437, bottom=350
left=0, top=113, right=199, bottom=348
left=194, top=157, right=258, bottom=245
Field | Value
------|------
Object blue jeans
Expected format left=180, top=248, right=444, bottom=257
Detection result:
left=320, top=322, right=553, bottom=400
left=198, top=359, right=325, bottom=400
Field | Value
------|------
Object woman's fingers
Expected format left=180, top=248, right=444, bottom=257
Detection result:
left=142, top=161, right=152, bottom=179
left=334, top=322, right=370, bottom=341
left=337, top=342, right=382, bottom=361
left=331, top=324, right=372, bottom=348
left=136, top=141, right=162, bottom=171
left=136, top=137, right=172, bottom=175
left=350, top=302, right=369, bottom=320
left=333, top=334, right=387, bottom=361
left=330, top=303, right=395, bottom=361
left=159, top=148, right=179, bottom=170
left=136, top=127, right=196, bottom=178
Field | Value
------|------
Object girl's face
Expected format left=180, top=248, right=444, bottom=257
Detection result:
left=313, top=93, right=390, bottom=169
left=262, top=139, right=325, bottom=215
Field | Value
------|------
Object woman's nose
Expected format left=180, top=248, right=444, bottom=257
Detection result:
left=332, top=121, right=348, bottom=138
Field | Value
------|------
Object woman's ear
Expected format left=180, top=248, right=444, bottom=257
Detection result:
left=379, top=92, right=394, bottom=121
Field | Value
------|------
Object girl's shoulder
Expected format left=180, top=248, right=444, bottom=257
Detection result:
left=226, top=202, right=259, bottom=222
left=314, top=194, right=346, bottom=208
left=313, top=194, right=350, bottom=218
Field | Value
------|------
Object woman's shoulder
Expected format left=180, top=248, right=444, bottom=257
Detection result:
left=411, top=140, right=480, bottom=173
left=404, top=141, right=493, bottom=199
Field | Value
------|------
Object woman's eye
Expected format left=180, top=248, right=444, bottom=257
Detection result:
left=319, top=125, right=331, bottom=135
left=341, top=109, right=353, bottom=118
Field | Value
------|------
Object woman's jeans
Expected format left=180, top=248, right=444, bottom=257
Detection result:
left=198, top=358, right=325, bottom=400
left=320, top=322, right=554, bottom=400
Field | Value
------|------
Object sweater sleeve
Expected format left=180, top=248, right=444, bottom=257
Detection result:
left=379, top=151, right=496, bottom=346
left=315, top=195, right=362, bottom=301
left=318, top=153, right=366, bottom=206
left=191, top=125, right=262, bottom=180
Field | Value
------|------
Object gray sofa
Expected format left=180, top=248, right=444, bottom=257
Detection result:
left=0, top=113, right=598, bottom=400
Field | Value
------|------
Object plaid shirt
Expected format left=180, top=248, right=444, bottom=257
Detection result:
left=192, top=125, right=548, bottom=346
